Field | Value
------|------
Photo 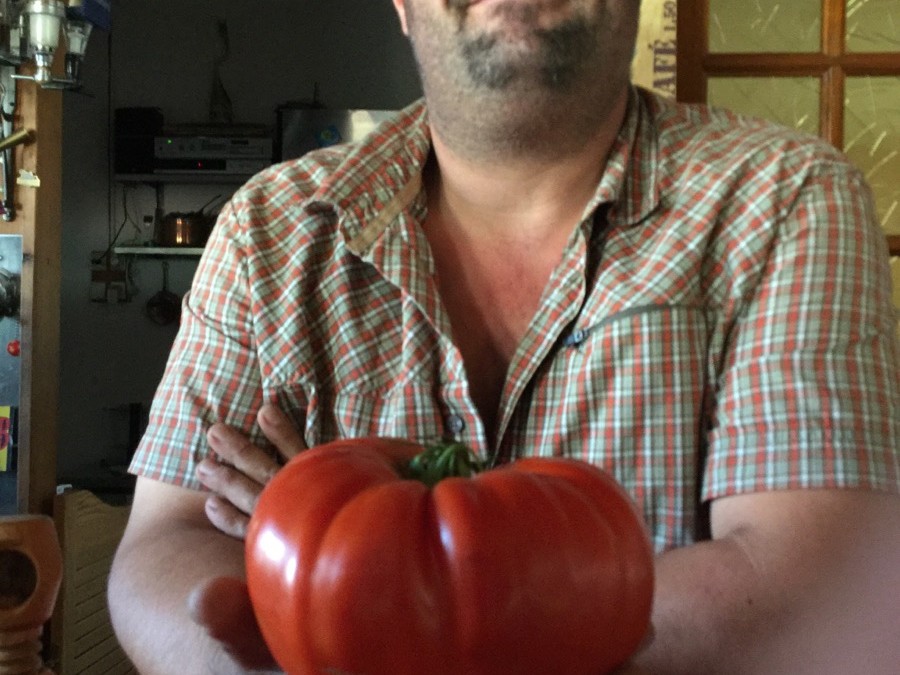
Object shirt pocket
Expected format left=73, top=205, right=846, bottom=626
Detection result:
left=529, top=303, right=714, bottom=550
left=271, top=377, right=450, bottom=449
left=326, top=381, right=448, bottom=444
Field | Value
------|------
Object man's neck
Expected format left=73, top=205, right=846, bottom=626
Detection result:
left=426, top=87, right=629, bottom=240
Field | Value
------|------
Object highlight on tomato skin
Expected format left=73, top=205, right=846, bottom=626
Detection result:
left=245, top=438, right=654, bottom=675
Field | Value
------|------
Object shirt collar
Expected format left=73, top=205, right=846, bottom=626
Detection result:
left=582, top=86, right=663, bottom=229
left=310, top=86, right=663, bottom=256
left=305, top=99, right=432, bottom=257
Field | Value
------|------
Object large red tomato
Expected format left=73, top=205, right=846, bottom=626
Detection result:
left=245, top=439, right=654, bottom=675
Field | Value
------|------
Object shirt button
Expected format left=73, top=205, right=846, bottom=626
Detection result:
left=445, top=414, right=466, bottom=435
left=565, top=329, right=587, bottom=347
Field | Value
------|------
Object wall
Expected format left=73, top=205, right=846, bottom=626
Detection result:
left=57, top=0, right=421, bottom=478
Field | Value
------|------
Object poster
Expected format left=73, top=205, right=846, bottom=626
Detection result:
left=0, top=405, right=10, bottom=471
left=632, top=0, right=677, bottom=99
left=0, top=234, right=22, bottom=472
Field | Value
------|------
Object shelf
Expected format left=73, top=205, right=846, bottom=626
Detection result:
left=114, top=246, right=203, bottom=257
left=114, top=172, right=254, bottom=185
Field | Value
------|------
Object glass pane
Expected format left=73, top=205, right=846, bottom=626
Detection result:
left=707, top=77, right=820, bottom=135
left=844, top=77, right=900, bottom=235
left=709, top=0, right=821, bottom=53
left=846, top=0, right=900, bottom=52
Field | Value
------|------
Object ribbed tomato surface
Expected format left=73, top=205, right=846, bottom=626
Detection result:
left=245, top=438, right=653, bottom=675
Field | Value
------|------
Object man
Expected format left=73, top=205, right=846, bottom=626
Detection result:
left=109, top=0, right=900, bottom=673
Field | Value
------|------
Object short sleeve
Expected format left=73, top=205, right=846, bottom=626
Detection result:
left=704, top=160, right=900, bottom=500
left=129, top=199, right=265, bottom=489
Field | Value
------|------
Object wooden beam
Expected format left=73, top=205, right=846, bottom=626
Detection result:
left=5, top=74, right=63, bottom=516
left=701, top=53, right=833, bottom=76
left=822, top=0, right=845, bottom=58
left=676, top=0, right=708, bottom=103
left=699, top=52, right=900, bottom=77
left=820, top=65, right=845, bottom=149
left=887, top=235, right=900, bottom=258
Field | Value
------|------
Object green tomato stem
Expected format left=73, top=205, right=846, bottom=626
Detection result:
left=404, top=441, right=484, bottom=488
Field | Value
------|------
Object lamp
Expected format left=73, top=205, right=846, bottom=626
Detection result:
left=62, top=15, right=90, bottom=83
left=22, top=0, right=65, bottom=85
left=0, top=0, right=108, bottom=90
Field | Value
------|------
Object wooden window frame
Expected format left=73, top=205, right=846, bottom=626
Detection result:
left=676, top=0, right=900, bottom=256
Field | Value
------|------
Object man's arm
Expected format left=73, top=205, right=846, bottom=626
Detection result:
left=108, top=477, right=278, bottom=675
left=636, top=487, right=900, bottom=674
left=198, top=408, right=900, bottom=673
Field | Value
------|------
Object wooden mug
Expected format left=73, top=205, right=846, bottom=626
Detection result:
left=0, top=515, right=63, bottom=675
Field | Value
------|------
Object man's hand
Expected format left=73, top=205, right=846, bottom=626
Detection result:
left=198, top=404, right=306, bottom=539
left=188, top=576, right=280, bottom=672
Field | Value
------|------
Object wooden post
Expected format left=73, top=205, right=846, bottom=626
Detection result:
left=0, top=73, right=63, bottom=516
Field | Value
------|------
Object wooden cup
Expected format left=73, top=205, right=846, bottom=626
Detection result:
left=0, top=515, right=63, bottom=675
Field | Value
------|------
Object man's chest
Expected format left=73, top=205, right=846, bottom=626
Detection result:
left=427, top=224, right=574, bottom=438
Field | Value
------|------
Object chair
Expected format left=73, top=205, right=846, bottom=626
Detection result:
left=50, top=490, right=135, bottom=674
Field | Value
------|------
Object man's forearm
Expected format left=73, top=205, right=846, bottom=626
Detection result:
left=108, top=520, right=255, bottom=674
left=108, top=475, right=282, bottom=675
left=637, top=536, right=766, bottom=674
left=634, top=490, right=900, bottom=675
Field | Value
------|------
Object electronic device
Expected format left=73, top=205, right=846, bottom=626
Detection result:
left=114, top=107, right=163, bottom=175
left=152, top=134, right=273, bottom=175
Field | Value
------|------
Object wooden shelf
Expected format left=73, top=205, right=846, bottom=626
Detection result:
left=114, top=172, right=253, bottom=185
left=114, top=246, right=203, bottom=257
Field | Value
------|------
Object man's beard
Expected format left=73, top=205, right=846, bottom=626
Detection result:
left=406, top=0, right=637, bottom=159
left=460, top=16, right=598, bottom=90
left=409, top=1, right=615, bottom=96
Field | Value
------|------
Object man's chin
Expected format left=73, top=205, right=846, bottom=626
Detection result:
left=460, top=30, right=588, bottom=90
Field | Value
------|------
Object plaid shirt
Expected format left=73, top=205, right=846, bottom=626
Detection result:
left=131, top=87, right=900, bottom=552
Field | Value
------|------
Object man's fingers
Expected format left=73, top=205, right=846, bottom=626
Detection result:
left=258, top=404, right=307, bottom=462
left=206, top=423, right=282, bottom=486
left=197, top=457, right=264, bottom=517
left=204, top=495, right=250, bottom=540
left=188, top=576, right=277, bottom=670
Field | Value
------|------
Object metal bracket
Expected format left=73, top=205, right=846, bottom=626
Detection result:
left=0, top=64, right=16, bottom=221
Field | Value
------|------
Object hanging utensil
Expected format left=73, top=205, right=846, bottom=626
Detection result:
left=197, top=193, right=224, bottom=215
left=145, top=261, right=181, bottom=325
left=209, top=19, right=234, bottom=124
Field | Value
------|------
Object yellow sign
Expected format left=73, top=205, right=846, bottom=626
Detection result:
left=632, top=0, right=677, bottom=99
left=0, top=405, right=10, bottom=471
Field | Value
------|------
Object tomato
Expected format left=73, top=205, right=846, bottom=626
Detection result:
left=246, top=439, right=654, bottom=675
left=6, top=339, right=19, bottom=357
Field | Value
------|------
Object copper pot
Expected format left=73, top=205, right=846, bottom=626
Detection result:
left=154, top=194, right=224, bottom=247
left=154, top=211, right=216, bottom=247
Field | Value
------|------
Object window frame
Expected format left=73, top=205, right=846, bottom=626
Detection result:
left=676, top=0, right=900, bottom=255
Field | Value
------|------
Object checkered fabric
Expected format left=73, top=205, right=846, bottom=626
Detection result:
left=130, top=87, right=900, bottom=552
